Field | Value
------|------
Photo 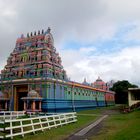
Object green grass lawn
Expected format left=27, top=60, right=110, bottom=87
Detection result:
left=5, top=107, right=140, bottom=140
left=91, top=109, right=140, bottom=140
left=14, top=109, right=101, bottom=140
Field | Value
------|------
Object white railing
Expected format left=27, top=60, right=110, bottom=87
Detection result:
left=0, top=112, right=77, bottom=139
left=0, top=111, right=25, bottom=120
left=27, top=112, right=65, bottom=117
left=0, top=120, right=5, bottom=139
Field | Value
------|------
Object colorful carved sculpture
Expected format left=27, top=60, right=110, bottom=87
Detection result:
left=1, top=27, right=67, bottom=81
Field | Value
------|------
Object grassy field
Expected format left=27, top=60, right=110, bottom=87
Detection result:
left=9, top=107, right=140, bottom=140
left=14, top=108, right=103, bottom=140
left=91, top=109, right=140, bottom=140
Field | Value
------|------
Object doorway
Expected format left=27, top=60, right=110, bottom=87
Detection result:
left=14, top=85, right=28, bottom=111
left=17, top=92, right=27, bottom=111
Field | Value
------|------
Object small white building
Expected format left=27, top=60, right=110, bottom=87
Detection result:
left=128, top=88, right=140, bottom=106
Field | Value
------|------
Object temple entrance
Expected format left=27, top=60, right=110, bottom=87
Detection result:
left=14, top=85, right=28, bottom=111
left=17, top=92, right=28, bottom=111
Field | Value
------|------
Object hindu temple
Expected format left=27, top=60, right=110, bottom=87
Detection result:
left=0, top=28, right=115, bottom=112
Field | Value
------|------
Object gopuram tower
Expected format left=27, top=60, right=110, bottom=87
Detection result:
left=1, top=28, right=67, bottom=111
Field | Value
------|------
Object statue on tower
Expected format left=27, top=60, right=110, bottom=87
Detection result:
left=44, top=27, right=54, bottom=45
left=47, top=27, right=51, bottom=33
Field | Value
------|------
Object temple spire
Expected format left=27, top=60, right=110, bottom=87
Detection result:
left=27, top=33, right=29, bottom=38
left=47, top=27, right=51, bottom=33
left=84, top=78, right=87, bottom=83
left=42, top=29, right=44, bottom=34
left=38, top=30, right=40, bottom=35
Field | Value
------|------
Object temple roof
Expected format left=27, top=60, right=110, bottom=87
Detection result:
left=28, top=90, right=40, bottom=98
left=94, top=77, right=106, bottom=85
left=82, top=78, right=90, bottom=85
left=21, top=90, right=43, bottom=100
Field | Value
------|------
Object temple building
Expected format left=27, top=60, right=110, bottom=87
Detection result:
left=82, top=78, right=90, bottom=86
left=92, top=77, right=108, bottom=90
left=0, top=28, right=115, bottom=112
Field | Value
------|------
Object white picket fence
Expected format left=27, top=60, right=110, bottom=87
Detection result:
left=0, top=111, right=25, bottom=120
left=0, top=112, right=77, bottom=139
left=0, top=120, right=4, bottom=139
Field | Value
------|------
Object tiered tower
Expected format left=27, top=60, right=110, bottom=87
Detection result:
left=1, top=27, right=67, bottom=81
left=0, top=28, right=115, bottom=112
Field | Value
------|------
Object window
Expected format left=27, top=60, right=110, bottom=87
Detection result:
left=131, top=93, right=140, bottom=100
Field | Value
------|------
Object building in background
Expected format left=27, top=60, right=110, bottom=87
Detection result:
left=82, top=78, right=90, bottom=86
left=0, top=28, right=115, bottom=112
left=92, top=77, right=108, bottom=90
left=128, top=88, right=140, bottom=106
left=91, top=77, right=115, bottom=91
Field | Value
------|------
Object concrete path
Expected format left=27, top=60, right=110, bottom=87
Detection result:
left=65, top=109, right=120, bottom=140
left=75, top=115, right=108, bottom=136
left=66, top=115, right=108, bottom=140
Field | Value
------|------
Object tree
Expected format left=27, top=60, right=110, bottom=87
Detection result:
left=111, top=80, right=138, bottom=104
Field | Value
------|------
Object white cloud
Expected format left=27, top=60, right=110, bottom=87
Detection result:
left=0, top=0, right=140, bottom=86
left=60, top=46, right=140, bottom=86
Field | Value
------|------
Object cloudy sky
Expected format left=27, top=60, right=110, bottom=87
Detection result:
left=0, top=0, right=140, bottom=85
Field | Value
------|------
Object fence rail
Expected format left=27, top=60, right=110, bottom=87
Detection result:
left=0, top=112, right=77, bottom=139
left=0, top=111, right=25, bottom=120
